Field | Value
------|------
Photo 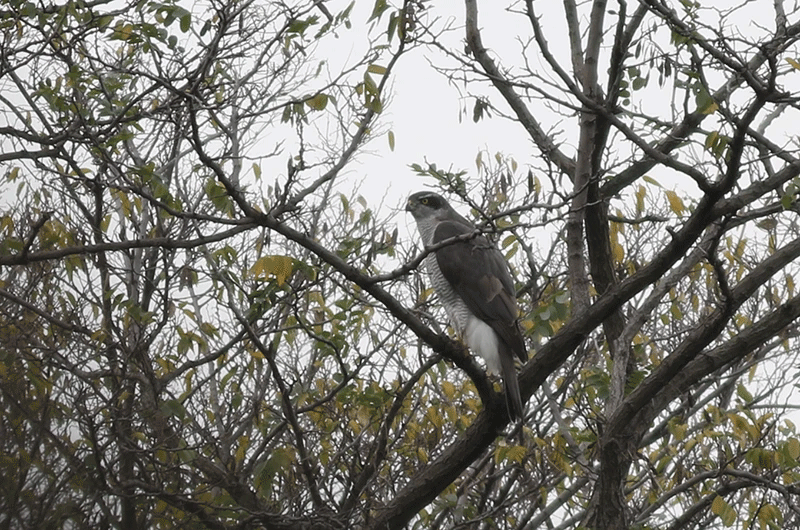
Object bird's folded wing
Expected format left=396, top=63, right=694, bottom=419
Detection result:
left=434, top=221, right=527, bottom=361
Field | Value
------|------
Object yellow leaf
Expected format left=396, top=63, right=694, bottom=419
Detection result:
left=670, top=420, right=687, bottom=441
left=235, top=436, right=250, bottom=465
left=0, top=215, right=14, bottom=235
left=787, top=437, right=800, bottom=459
left=711, top=495, right=727, bottom=515
left=701, top=100, right=719, bottom=115
left=758, top=504, right=782, bottom=527
left=388, top=130, right=395, bottom=151
left=642, top=175, right=661, bottom=187
left=787, top=57, right=800, bottom=70
left=711, top=495, right=737, bottom=526
left=506, top=445, right=526, bottom=464
left=116, top=23, right=134, bottom=40
left=441, top=381, right=456, bottom=400
left=635, top=185, right=646, bottom=213
left=250, top=255, right=295, bottom=285
left=705, top=130, right=719, bottom=149
left=419, top=287, right=435, bottom=301
left=612, top=241, right=625, bottom=264
left=610, top=222, right=624, bottom=264
left=665, top=190, right=685, bottom=215
left=427, top=406, right=443, bottom=428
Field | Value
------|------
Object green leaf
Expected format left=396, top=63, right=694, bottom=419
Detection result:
left=473, top=98, right=490, bottom=122
left=288, top=16, right=319, bottom=35
left=736, top=383, right=753, bottom=403
left=366, top=95, right=383, bottom=113
left=204, top=178, right=235, bottom=216
left=254, top=449, right=292, bottom=498
left=642, top=175, right=661, bottom=187
left=782, top=191, right=795, bottom=209
left=696, top=88, right=718, bottom=114
left=387, top=11, right=399, bottom=42
left=362, top=72, right=378, bottom=95
left=160, top=399, right=186, bottom=420
left=369, top=0, right=389, bottom=22
left=305, top=93, right=329, bottom=111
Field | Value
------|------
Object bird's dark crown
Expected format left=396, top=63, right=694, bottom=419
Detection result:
left=407, top=191, right=447, bottom=210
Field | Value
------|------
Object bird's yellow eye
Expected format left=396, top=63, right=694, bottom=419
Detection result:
left=420, top=197, right=429, bottom=205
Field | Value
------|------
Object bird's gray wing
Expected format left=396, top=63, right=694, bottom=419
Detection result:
left=434, top=220, right=527, bottom=362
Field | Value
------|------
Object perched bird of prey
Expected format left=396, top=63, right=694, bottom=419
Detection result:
left=406, top=191, right=527, bottom=420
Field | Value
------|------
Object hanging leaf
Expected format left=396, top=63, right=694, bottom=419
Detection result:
left=305, top=93, right=329, bottom=111
left=665, top=190, right=685, bottom=215
left=711, top=495, right=737, bottom=526
left=180, top=13, right=191, bottom=32
left=250, top=255, right=295, bottom=285
left=696, top=88, right=719, bottom=114
left=610, top=222, right=625, bottom=264
left=642, top=175, right=661, bottom=187
left=705, top=130, right=719, bottom=149
left=369, top=0, right=389, bottom=22
left=786, top=437, right=800, bottom=460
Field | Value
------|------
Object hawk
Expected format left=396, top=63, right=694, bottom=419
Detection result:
left=406, top=191, right=527, bottom=420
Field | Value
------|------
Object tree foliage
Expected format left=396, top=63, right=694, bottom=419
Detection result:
left=2, top=1, right=800, bottom=530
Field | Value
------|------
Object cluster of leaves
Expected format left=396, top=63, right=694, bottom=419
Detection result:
left=0, top=0, right=418, bottom=529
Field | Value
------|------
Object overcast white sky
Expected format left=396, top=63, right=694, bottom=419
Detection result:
left=347, top=0, right=796, bottom=221
left=348, top=1, right=552, bottom=213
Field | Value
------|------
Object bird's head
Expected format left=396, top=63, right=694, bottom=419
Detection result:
left=405, top=191, right=452, bottom=222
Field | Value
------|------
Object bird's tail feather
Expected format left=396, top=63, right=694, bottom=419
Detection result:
left=499, top=347, right=524, bottom=421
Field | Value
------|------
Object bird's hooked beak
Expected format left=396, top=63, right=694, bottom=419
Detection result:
left=404, top=198, right=414, bottom=213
